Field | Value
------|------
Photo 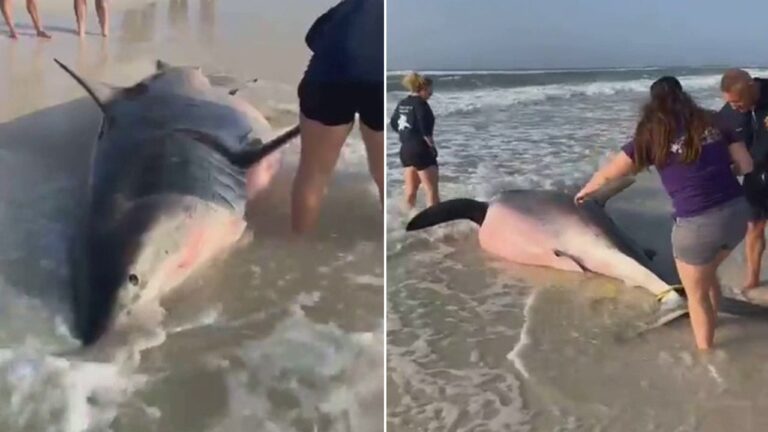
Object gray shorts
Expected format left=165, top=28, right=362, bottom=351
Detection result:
left=671, top=197, right=749, bottom=266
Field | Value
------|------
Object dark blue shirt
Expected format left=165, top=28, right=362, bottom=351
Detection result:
left=390, top=95, right=435, bottom=146
left=303, top=0, right=384, bottom=83
left=717, top=77, right=768, bottom=167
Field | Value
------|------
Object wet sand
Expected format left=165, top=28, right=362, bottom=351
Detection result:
left=388, top=171, right=768, bottom=432
left=0, top=1, right=383, bottom=431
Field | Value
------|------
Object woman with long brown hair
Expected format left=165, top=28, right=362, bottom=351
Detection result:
left=575, top=76, right=754, bottom=350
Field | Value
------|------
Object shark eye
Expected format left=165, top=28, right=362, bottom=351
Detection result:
left=128, top=274, right=140, bottom=286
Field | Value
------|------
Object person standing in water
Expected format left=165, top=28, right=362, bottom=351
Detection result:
left=717, top=69, right=768, bottom=292
left=1, top=0, right=51, bottom=39
left=74, top=0, right=109, bottom=37
left=390, top=72, right=439, bottom=209
left=291, top=0, right=384, bottom=234
left=575, top=76, right=753, bottom=350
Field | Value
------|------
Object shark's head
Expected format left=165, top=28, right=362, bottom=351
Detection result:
left=70, top=207, right=147, bottom=346
left=71, top=197, right=242, bottom=346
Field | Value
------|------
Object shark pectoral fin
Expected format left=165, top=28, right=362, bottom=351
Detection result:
left=625, top=307, right=689, bottom=340
left=175, top=125, right=299, bottom=169
left=719, top=294, right=768, bottom=318
left=156, top=60, right=173, bottom=71
left=53, top=58, right=119, bottom=114
left=552, top=249, right=589, bottom=273
left=235, top=124, right=301, bottom=168
left=615, top=298, right=689, bottom=342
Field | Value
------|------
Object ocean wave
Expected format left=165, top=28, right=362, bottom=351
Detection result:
left=424, top=72, right=766, bottom=116
left=387, top=67, right=669, bottom=76
left=387, top=66, right=768, bottom=77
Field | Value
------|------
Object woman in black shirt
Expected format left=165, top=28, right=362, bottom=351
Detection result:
left=390, top=72, right=440, bottom=209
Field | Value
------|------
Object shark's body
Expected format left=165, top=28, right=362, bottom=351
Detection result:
left=57, top=59, right=299, bottom=345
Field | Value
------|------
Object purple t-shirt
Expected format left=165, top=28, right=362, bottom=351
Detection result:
left=621, top=127, right=743, bottom=218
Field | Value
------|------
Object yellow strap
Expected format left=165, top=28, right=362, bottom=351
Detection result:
left=656, top=285, right=683, bottom=302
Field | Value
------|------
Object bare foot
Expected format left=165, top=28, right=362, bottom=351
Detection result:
left=36, top=30, right=52, bottom=39
left=8, top=31, right=18, bottom=39
left=78, top=28, right=85, bottom=38
left=101, top=31, right=108, bottom=37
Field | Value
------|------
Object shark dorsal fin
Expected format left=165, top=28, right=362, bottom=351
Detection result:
left=54, top=59, right=118, bottom=114
left=588, top=176, right=636, bottom=207
left=156, top=60, right=173, bottom=72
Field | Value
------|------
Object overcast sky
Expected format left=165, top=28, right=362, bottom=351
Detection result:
left=387, top=0, right=768, bottom=70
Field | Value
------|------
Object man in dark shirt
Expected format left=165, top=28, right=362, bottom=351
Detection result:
left=718, top=69, right=768, bottom=290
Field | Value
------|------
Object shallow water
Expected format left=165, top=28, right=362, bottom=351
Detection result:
left=387, top=67, right=768, bottom=431
left=0, top=1, right=383, bottom=431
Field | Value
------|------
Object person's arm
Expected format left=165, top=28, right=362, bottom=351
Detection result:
left=389, top=103, right=400, bottom=132
left=729, top=141, right=753, bottom=176
left=575, top=150, right=636, bottom=204
left=717, top=124, right=754, bottom=176
left=415, top=101, right=436, bottom=150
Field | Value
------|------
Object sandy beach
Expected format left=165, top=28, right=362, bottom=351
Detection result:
left=0, top=1, right=384, bottom=431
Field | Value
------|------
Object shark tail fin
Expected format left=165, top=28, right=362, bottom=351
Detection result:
left=406, top=199, right=489, bottom=231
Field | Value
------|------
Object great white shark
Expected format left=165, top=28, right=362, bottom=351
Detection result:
left=56, top=58, right=299, bottom=345
left=406, top=178, right=768, bottom=326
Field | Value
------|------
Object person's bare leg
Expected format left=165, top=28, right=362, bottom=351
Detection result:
left=403, top=167, right=420, bottom=209
left=74, top=0, right=86, bottom=37
left=291, top=114, right=351, bottom=234
left=26, top=0, right=50, bottom=38
left=708, top=249, right=733, bottom=323
left=417, top=166, right=440, bottom=207
left=744, top=219, right=766, bottom=290
left=676, top=259, right=718, bottom=350
left=359, top=122, right=384, bottom=207
left=1, top=0, right=18, bottom=39
left=95, top=0, right=108, bottom=36
left=709, top=278, right=722, bottom=319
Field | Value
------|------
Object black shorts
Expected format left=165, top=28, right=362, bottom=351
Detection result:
left=298, top=79, right=384, bottom=131
left=399, top=143, right=437, bottom=171
left=742, top=170, right=768, bottom=221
